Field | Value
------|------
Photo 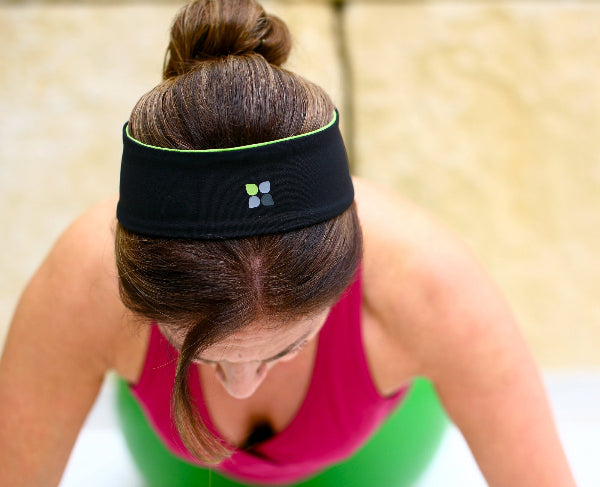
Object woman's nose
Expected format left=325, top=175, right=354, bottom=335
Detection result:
left=215, top=361, right=268, bottom=399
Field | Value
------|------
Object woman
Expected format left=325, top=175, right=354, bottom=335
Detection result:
left=0, top=1, right=575, bottom=486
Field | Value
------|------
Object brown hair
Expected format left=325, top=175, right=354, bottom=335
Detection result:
left=115, top=0, right=362, bottom=463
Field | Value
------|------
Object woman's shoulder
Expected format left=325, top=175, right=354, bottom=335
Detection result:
left=36, top=196, right=148, bottom=380
left=354, top=176, right=472, bottom=310
left=354, top=177, right=502, bottom=377
left=46, top=195, right=120, bottom=312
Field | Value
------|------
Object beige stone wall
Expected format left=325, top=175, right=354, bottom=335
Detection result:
left=1, top=1, right=599, bottom=366
left=347, top=2, right=600, bottom=366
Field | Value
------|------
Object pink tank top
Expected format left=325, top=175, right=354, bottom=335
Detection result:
left=130, top=275, right=407, bottom=485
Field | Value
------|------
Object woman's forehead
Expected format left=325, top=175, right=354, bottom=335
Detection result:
left=159, top=308, right=330, bottom=362
left=199, top=310, right=329, bottom=362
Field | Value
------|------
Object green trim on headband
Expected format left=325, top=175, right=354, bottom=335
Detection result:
left=125, top=111, right=338, bottom=153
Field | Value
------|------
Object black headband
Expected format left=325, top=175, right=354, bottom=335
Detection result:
left=116, top=110, right=354, bottom=239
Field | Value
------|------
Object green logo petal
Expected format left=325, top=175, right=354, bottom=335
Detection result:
left=245, top=184, right=259, bottom=196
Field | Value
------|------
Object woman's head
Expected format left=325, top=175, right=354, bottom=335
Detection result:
left=114, top=0, right=362, bottom=463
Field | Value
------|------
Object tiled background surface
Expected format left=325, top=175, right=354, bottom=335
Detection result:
left=346, top=2, right=600, bottom=366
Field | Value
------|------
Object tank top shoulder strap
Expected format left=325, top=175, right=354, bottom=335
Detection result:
left=315, top=268, right=392, bottom=401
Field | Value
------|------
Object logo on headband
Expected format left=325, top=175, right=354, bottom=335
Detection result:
left=245, top=181, right=274, bottom=209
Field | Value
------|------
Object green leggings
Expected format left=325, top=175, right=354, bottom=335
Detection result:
left=115, top=377, right=447, bottom=487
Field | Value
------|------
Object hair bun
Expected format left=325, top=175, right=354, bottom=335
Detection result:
left=163, top=0, right=291, bottom=78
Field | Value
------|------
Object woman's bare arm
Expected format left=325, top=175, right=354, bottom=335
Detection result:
left=412, top=242, right=574, bottom=486
left=0, top=198, right=125, bottom=486
left=358, top=178, right=576, bottom=486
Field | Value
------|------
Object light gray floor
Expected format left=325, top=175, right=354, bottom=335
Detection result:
left=60, top=371, right=600, bottom=487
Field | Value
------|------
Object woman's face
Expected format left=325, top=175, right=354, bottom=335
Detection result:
left=158, top=308, right=330, bottom=399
